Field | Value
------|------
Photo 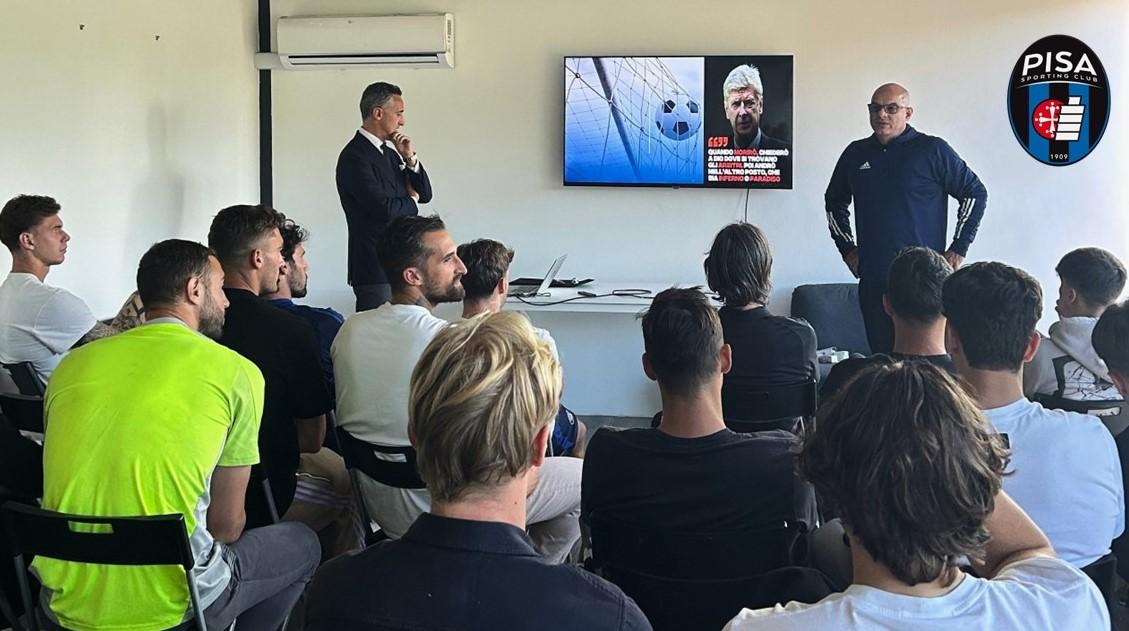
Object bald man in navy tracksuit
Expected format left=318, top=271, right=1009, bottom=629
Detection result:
left=825, top=83, right=987, bottom=354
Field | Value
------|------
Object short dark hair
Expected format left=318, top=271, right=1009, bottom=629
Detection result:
left=942, top=262, right=1042, bottom=371
left=800, top=361, right=1009, bottom=586
left=279, top=218, right=309, bottom=264
left=1056, top=247, right=1126, bottom=308
left=360, top=82, right=402, bottom=120
left=207, top=204, right=284, bottom=266
left=378, top=215, right=447, bottom=291
left=136, top=239, right=215, bottom=309
left=1093, top=301, right=1129, bottom=377
left=640, top=287, right=724, bottom=395
left=704, top=223, right=772, bottom=306
left=0, top=195, right=61, bottom=252
left=886, top=247, right=953, bottom=323
left=458, top=239, right=514, bottom=300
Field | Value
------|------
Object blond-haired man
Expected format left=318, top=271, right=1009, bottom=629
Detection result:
left=307, top=312, right=650, bottom=630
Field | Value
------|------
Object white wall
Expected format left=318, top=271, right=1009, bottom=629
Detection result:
left=270, top=0, right=1129, bottom=415
left=0, top=0, right=261, bottom=317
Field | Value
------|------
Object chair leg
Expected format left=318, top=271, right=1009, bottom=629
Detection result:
left=186, top=575, right=206, bottom=631
left=12, top=554, right=37, bottom=631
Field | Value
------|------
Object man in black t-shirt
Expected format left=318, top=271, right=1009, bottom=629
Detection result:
left=821, top=247, right=955, bottom=400
left=208, top=205, right=340, bottom=533
left=583, top=288, right=818, bottom=534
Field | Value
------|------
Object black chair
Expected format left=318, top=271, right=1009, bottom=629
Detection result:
left=0, top=364, right=45, bottom=398
left=1032, top=394, right=1129, bottom=436
left=585, top=513, right=828, bottom=631
left=2, top=502, right=210, bottom=631
left=721, top=378, right=818, bottom=434
left=0, top=395, right=44, bottom=435
left=336, top=428, right=416, bottom=546
left=336, top=429, right=425, bottom=490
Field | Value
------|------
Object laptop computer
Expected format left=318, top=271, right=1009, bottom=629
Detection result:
left=508, top=254, right=567, bottom=298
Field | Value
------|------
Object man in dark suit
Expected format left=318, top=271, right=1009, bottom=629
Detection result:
left=336, top=82, right=433, bottom=312
left=723, top=64, right=789, bottom=150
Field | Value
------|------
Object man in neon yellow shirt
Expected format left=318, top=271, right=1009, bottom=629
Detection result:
left=36, top=239, right=320, bottom=631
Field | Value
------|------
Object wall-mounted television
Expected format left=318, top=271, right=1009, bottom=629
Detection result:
left=564, top=55, right=793, bottom=189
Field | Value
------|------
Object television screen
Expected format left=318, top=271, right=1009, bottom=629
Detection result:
left=564, top=55, right=793, bottom=189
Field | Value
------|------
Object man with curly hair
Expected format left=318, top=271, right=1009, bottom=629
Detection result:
left=726, top=361, right=1107, bottom=629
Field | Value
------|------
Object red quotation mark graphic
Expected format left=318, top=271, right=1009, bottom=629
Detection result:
left=1032, top=97, right=1084, bottom=141
left=707, top=136, right=729, bottom=149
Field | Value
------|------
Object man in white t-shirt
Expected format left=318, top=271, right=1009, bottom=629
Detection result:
left=456, top=238, right=587, bottom=457
left=943, top=261, right=1124, bottom=567
left=0, top=195, right=141, bottom=387
left=333, top=216, right=583, bottom=563
left=726, top=361, right=1108, bottom=630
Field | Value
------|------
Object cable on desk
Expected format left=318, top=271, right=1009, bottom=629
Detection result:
left=513, top=288, right=653, bottom=307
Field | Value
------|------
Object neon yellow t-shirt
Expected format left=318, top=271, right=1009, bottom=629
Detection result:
left=35, top=321, right=264, bottom=630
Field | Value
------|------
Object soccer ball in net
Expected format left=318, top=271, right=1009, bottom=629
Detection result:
left=654, top=94, right=702, bottom=141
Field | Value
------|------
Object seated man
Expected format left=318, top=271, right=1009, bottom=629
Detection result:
left=306, top=312, right=650, bottom=631
left=36, top=239, right=319, bottom=630
left=583, top=287, right=818, bottom=533
left=264, top=218, right=345, bottom=396
left=821, top=246, right=954, bottom=399
left=333, top=216, right=582, bottom=562
left=208, top=205, right=344, bottom=538
left=457, top=237, right=586, bottom=457
left=1092, top=301, right=1129, bottom=577
left=704, top=223, right=818, bottom=420
left=944, top=262, right=1123, bottom=567
left=0, top=194, right=142, bottom=386
left=1024, top=247, right=1126, bottom=402
left=725, top=361, right=1108, bottom=630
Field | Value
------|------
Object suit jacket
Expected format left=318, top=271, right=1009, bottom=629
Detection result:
left=335, top=132, right=433, bottom=285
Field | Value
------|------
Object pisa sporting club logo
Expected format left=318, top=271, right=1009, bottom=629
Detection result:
left=1008, top=35, right=1109, bottom=166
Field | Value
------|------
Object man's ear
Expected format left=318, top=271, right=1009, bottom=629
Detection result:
left=530, top=424, right=549, bottom=469
left=1022, top=331, right=1041, bottom=363
left=1064, top=287, right=1079, bottom=306
left=403, top=266, right=424, bottom=288
left=944, top=322, right=961, bottom=357
left=718, top=343, right=733, bottom=375
left=882, top=294, right=894, bottom=317
left=249, top=247, right=264, bottom=271
left=185, top=275, right=205, bottom=307
left=642, top=352, right=658, bottom=382
left=905, top=106, right=914, bottom=121
left=18, top=232, right=34, bottom=252
left=497, top=275, right=508, bottom=297
left=1109, top=371, right=1129, bottom=400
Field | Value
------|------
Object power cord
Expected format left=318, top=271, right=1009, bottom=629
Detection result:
left=513, top=288, right=653, bottom=307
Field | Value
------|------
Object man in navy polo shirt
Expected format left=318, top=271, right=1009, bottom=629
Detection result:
left=264, top=218, right=345, bottom=396
left=825, top=83, right=988, bottom=354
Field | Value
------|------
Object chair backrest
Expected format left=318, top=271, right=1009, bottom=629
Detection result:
left=791, top=284, right=870, bottom=355
left=0, top=394, right=44, bottom=434
left=1031, top=394, right=1129, bottom=436
left=2, top=502, right=207, bottom=631
left=337, top=429, right=426, bottom=489
left=2, top=502, right=193, bottom=569
left=722, top=378, right=817, bottom=433
left=585, top=513, right=820, bottom=631
left=0, top=364, right=44, bottom=398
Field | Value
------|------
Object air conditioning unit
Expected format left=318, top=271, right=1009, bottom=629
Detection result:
left=254, top=14, right=454, bottom=70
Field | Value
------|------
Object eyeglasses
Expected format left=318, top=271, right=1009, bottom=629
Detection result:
left=867, top=102, right=909, bottom=115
